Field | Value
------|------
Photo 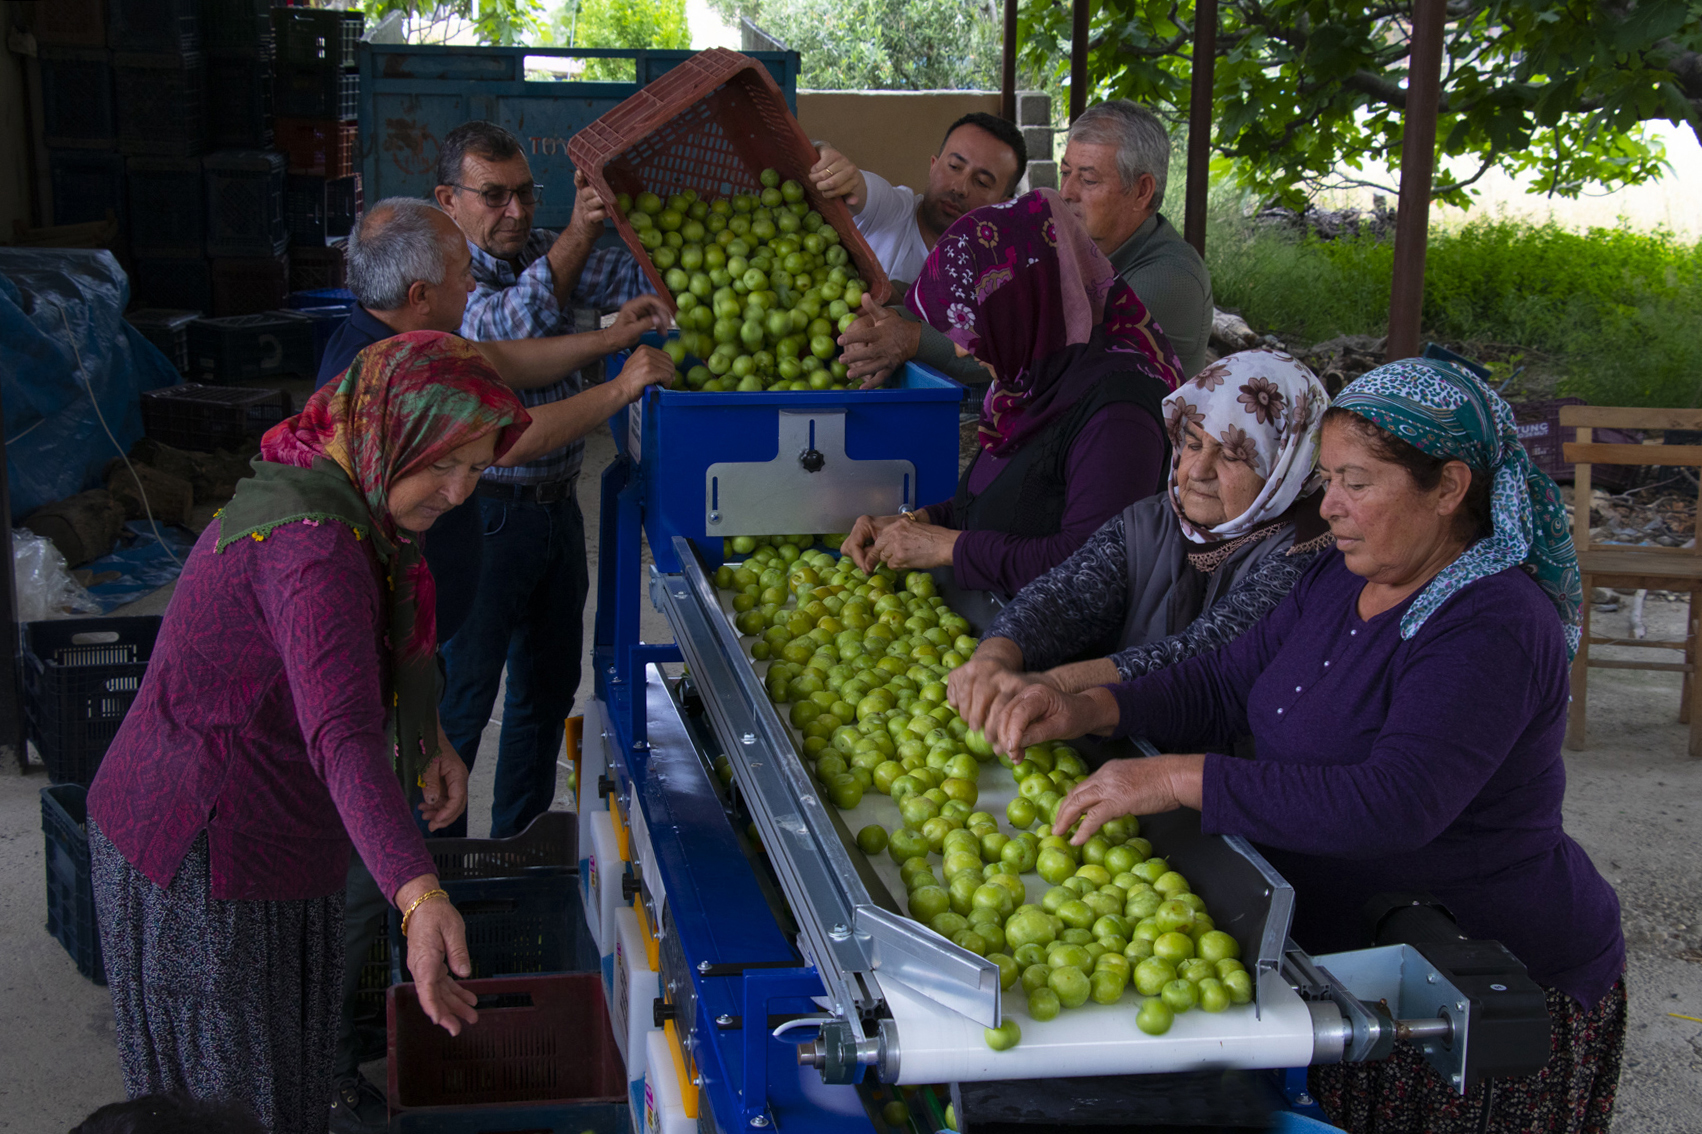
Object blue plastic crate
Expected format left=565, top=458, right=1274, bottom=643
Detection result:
left=281, top=306, right=348, bottom=373
left=608, top=335, right=965, bottom=573
left=41, top=785, right=106, bottom=984
left=387, top=873, right=599, bottom=985
left=286, top=286, right=354, bottom=312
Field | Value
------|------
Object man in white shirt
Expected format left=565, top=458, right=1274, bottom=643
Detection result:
left=810, top=112, right=1027, bottom=287
left=809, top=112, right=1027, bottom=386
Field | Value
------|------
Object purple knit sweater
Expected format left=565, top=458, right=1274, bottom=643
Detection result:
left=1109, top=550, right=1625, bottom=1009
left=89, top=521, right=436, bottom=904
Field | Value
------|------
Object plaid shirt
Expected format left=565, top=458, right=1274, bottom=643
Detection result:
left=461, top=229, right=650, bottom=485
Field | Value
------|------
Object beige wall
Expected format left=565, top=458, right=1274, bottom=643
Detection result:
left=0, top=3, right=36, bottom=236
left=796, top=90, right=1001, bottom=192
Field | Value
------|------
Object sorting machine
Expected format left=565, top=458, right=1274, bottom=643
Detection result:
left=578, top=355, right=1552, bottom=1133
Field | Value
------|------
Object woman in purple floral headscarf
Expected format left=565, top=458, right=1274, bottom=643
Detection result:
left=841, top=189, right=1184, bottom=596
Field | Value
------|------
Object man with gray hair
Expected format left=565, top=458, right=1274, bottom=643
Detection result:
left=1060, top=100, right=1213, bottom=376
left=319, top=195, right=671, bottom=1134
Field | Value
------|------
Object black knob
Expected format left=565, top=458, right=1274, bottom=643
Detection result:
left=598, top=775, right=614, bottom=799
left=654, top=997, right=675, bottom=1028
left=799, top=448, right=825, bottom=473
left=622, top=873, right=641, bottom=902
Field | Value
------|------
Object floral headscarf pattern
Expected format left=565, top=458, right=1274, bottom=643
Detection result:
left=1163, top=349, right=1330, bottom=543
left=219, top=331, right=530, bottom=787
left=1333, top=358, right=1583, bottom=658
left=907, top=189, right=1184, bottom=457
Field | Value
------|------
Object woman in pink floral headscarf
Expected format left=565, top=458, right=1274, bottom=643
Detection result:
left=841, top=189, right=1183, bottom=596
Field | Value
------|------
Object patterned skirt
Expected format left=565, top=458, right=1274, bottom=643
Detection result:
left=89, top=821, right=345, bottom=1134
left=1308, top=976, right=1627, bottom=1134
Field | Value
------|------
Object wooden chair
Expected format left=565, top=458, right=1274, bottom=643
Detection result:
left=1563, top=406, right=1702, bottom=757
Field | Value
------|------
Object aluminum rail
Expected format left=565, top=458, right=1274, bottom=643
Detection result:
left=656, top=537, right=1002, bottom=1029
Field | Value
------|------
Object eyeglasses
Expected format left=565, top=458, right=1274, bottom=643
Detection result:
left=451, top=182, right=543, bottom=209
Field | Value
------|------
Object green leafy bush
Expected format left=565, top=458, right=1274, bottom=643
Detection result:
left=1208, top=199, right=1702, bottom=407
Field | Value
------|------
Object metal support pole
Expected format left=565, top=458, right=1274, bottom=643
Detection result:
left=1182, top=0, right=1217, bottom=257
left=1385, top=0, right=1447, bottom=361
left=1069, top=0, right=1090, bottom=121
left=1000, top=0, right=1018, bottom=123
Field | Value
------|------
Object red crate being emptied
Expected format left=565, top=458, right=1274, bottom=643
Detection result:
left=567, top=47, right=891, bottom=317
left=387, top=973, right=626, bottom=1113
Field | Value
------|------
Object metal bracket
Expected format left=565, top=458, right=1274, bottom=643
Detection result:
left=705, top=409, right=916, bottom=534
left=856, top=905, right=1000, bottom=1028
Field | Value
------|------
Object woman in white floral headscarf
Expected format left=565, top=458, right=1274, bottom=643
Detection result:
left=949, top=348, right=1334, bottom=733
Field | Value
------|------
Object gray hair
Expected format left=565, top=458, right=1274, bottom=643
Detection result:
left=344, top=197, right=447, bottom=311
left=1068, top=100, right=1171, bottom=209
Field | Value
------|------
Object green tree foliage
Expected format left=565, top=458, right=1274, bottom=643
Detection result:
left=710, top=0, right=1003, bottom=90
left=361, top=0, right=551, bottom=45
left=1018, top=0, right=1702, bottom=208
left=546, top=0, right=691, bottom=79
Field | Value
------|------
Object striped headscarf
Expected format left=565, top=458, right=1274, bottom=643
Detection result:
left=1333, top=358, right=1582, bottom=657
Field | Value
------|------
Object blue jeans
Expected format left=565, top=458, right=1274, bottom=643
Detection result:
left=439, top=493, right=588, bottom=839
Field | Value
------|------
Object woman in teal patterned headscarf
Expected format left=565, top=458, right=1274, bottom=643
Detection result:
left=1329, top=356, right=1583, bottom=656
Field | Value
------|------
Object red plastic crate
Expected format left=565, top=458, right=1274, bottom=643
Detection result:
left=387, top=973, right=626, bottom=1113
left=567, top=47, right=890, bottom=316
left=274, top=117, right=357, bottom=178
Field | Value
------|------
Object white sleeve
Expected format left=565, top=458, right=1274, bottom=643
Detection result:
left=852, top=172, right=921, bottom=279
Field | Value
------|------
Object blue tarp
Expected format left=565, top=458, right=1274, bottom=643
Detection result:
left=82, top=520, right=197, bottom=612
left=0, top=249, right=179, bottom=520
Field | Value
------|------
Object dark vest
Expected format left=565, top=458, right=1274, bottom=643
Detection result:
left=952, top=371, right=1170, bottom=540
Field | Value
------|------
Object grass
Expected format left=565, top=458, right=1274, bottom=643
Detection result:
left=1204, top=192, right=1702, bottom=407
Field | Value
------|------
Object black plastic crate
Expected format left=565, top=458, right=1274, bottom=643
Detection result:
left=288, top=244, right=347, bottom=293
left=42, top=785, right=106, bottom=984
left=274, top=67, right=358, bottom=121
left=38, top=48, right=116, bottom=149
left=273, top=8, right=363, bottom=70
left=389, top=1105, right=629, bottom=1134
left=210, top=253, right=289, bottom=316
left=140, top=381, right=291, bottom=449
left=387, top=874, right=599, bottom=985
left=354, top=933, right=391, bottom=1036
left=206, top=55, right=274, bottom=148
left=427, top=811, right=579, bottom=882
left=107, top=0, right=199, bottom=54
left=126, top=156, right=204, bottom=255
left=114, top=52, right=205, bottom=157
left=23, top=618, right=162, bottom=789
left=288, top=302, right=347, bottom=373
left=284, top=173, right=360, bottom=245
left=132, top=253, right=213, bottom=311
left=125, top=308, right=201, bottom=373
left=188, top=311, right=313, bottom=380
left=48, top=149, right=125, bottom=228
left=202, top=0, right=274, bottom=57
left=203, top=149, right=287, bottom=258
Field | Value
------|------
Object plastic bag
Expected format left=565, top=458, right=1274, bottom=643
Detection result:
left=12, top=527, right=101, bottom=621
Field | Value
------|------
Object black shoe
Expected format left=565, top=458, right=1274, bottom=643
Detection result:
left=329, top=1071, right=388, bottom=1133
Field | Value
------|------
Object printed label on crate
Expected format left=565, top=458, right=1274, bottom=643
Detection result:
left=588, top=851, right=599, bottom=900
left=614, top=937, right=630, bottom=1035
left=627, top=399, right=643, bottom=463
left=645, top=1078, right=659, bottom=1134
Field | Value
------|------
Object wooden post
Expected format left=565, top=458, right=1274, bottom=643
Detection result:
left=1385, top=0, right=1447, bottom=361
left=1069, top=0, right=1090, bottom=121
left=1001, top=0, right=1018, bottom=123
left=1182, top=0, right=1216, bottom=256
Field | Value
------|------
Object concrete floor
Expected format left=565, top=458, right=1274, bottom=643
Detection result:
left=2, top=428, right=1700, bottom=1130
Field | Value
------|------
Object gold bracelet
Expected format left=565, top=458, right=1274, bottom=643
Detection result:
left=400, top=887, right=449, bottom=937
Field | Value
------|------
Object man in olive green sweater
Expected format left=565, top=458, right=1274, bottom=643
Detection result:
left=1058, top=100, right=1213, bottom=377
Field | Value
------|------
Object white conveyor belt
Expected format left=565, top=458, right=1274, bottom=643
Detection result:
left=877, top=967, right=1316, bottom=1083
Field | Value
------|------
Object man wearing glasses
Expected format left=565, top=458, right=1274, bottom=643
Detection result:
left=431, top=120, right=653, bottom=842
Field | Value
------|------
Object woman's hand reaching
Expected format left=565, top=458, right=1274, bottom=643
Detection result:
left=841, top=513, right=904, bottom=573
left=1051, top=755, right=1207, bottom=844
left=417, top=728, right=468, bottom=831
left=869, top=515, right=960, bottom=571
left=398, top=874, right=480, bottom=1036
